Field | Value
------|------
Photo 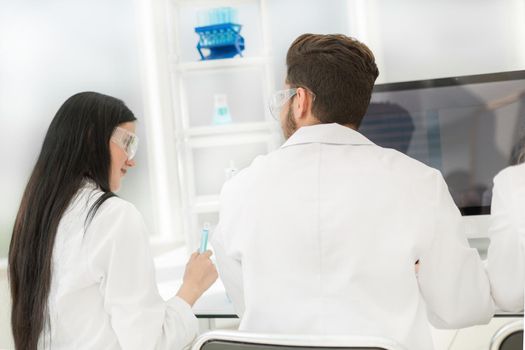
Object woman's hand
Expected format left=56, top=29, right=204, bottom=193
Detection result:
left=176, top=250, right=218, bottom=306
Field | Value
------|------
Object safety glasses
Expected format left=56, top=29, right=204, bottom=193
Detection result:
left=268, top=87, right=316, bottom=120
left=111, top=127, right=139, bottom=160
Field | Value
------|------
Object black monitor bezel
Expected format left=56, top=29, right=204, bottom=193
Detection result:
left=373, top=70, right=525, bottom=93
left=370, top=70, right=525, bottom=215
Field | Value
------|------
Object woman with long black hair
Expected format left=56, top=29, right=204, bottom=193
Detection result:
left=8, top=92, right=218, bottom=350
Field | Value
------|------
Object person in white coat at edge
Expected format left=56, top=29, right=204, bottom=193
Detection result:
left=487, top=159, right=525, bottom=318
left=211, top=33, right=494, bottom=350
left=8, top=92, right=218, bottom=350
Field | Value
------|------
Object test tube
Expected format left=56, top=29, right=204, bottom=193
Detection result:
left=199, top=222, right=210, bottom=253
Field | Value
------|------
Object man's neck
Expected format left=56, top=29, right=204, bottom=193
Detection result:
left=343, top=123, right=358, bottom=131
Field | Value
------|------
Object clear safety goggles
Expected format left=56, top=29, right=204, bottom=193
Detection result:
left=111, top=127, right=139, bottom=160
left=268, top=87, right=316, bottom=120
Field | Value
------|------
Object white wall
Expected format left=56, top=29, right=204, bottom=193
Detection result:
left=0, top=0, right=157, bottom=259
left=0, top=1, right=159, bottom=347
left=264, top=0, right=525, bottom=88
left=266, top=0, right=350, bottom=87
left=348, top=0, right=525, bottom=83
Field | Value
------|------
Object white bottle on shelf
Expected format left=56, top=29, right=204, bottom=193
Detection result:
left=212, top=93, right=233, bottom=125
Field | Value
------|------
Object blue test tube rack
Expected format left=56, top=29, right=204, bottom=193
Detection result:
left=195, top=23, right=245, bottom=60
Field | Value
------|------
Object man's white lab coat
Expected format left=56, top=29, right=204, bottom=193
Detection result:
left=487, top=163, right=525, bottom=314
left=212, top=123, right=494, bottom=350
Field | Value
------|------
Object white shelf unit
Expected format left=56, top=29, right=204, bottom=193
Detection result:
left=176, top=56, right=269, bottom=72
left=186, top=121, right=272, bottom=137
left=166, top=0, right=280, bottom=250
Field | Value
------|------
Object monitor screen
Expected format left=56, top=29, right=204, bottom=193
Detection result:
left=360, top=70, right=525, bottom=215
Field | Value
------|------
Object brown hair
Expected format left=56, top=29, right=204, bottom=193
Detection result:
left=286, top=33, right=379, bottom=128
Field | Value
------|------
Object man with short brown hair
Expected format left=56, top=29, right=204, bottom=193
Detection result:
left=284, top=33, right=378, bottom=132
left=212, top=33, right=493, bottom=350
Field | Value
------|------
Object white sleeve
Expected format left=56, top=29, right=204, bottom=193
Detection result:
left=211, top=222, right=245, bottom=317
left=210, top=176, right=247, bottom=317
left=417, top=173, right=495, bottom=328
left=487, top=170, right=525, bottom=312
left=87, top=199, right=198, bottom=350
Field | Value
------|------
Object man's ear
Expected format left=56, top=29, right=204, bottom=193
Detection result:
left=293, top=87, right=312, bottom=120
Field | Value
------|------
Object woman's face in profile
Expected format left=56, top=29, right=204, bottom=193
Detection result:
left=109, top=121, right=136, bottom=192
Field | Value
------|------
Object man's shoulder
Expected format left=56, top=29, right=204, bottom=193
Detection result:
left=375, top=146, right=442, bottom=181
left=221, top=152, right=270, bottom=193
left=494, top=163, right=525, bottom=193
left=225, top=144, right=442, bottom=190
left=496, top=163, right=525, bottom=180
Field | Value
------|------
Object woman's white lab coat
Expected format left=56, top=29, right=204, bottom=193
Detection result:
left=212, top=123, right=494, bottom=350
left=487, top=163, right=525, bottom=312
left=40, top=181, right=198, bottom=349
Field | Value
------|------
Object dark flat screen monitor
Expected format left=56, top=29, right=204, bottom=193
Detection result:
left=360, top=70, right=525, bottom=215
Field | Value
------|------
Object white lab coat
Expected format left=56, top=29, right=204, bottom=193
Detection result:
left=212, top=123, right=494, bottom=350
left=487, top=163, right=525, bottom=313
left=40, top=181, right=198, bottom=350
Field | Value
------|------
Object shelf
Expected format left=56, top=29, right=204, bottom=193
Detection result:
left=187, top=131, right=273, bottom=148
left=173, top=0, right=260, bottom=8
left=165, top=0, right=276, bottom=246
left=186, top=121, right=274, bottom=136
left=192, top=195, right=220, bottom=213
left=176, top=56, right=269, bottom=72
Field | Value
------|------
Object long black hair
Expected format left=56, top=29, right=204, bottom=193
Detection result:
left=8, top=91, right=137, bottom=350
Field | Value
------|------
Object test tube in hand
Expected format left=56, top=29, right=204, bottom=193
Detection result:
left=199, top=223, right=210, bottom=253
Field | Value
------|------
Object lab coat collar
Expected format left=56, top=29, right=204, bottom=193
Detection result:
left=81, top=177, right=99, bottom=190
left=281, top=123, right=375, bottom=148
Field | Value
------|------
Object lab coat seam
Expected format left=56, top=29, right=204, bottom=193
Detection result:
left=280, top=123, right=375, bottom=149
left=317, top=142, right=324, bottom=332
left=281, top=142, right=374, bottom=149
left=83, top=204, right=109, bottom=287
left=427, top=171, right=442, bottom=258
left=85, top=200, right=136, bottom=293
left=417, top=172, right=441, bottom=314
left=488, top=167, right=525, bottom=311
left=491, top=182, right=513, bottom=237
left=504, top=173, right=522, bottom=233
left=489, top=180, right=515, bottom=312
